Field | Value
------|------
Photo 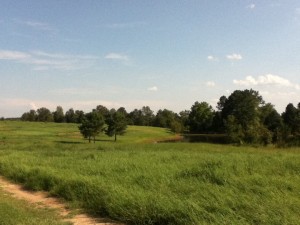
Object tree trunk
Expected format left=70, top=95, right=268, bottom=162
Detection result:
left=114, top=133, right=117, bottom=142
left=88, top=136, right=91, bottom=143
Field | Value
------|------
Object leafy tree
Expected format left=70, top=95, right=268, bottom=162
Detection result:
left=128, top=106, right=154, bottom=126
left=188, top=101, right=214, bottom=133
left=154, top=109, right=175, bottom=128
left=217, top=95, right=227, bottom=111
left=222, top=89, right=264, bottom=128
left=282, top=103, right=300, bottom=135
left=169, top=120, right=184, bottom=133
left=211, top=111, right=224, bottom=133
left=153, top=109, right=184, bottom=133
left=221, top=89, right=272, bottom=144
left=225, top=115, right=245, bottom=144
left=128, top=109, right=143, bottom=125
left=95, top=105, right=110, bottom=119
left=36, top=107, right=53, bottom=122
left=79, top=111, right=105, bottom=143
left=141, top=106, right=154, bottom=126
left=105, top=111, right=127, bottom=141
left=21, top=110, right=37, bottom=121
left=178, top=110, right=190, bottom=131
left=260, top=103, right=283, bottom=142
left=65, top=108, right=76, bottom=123
left=74, top=110, right=85, bottom=123
left=53, top=106, right=65, bottom=123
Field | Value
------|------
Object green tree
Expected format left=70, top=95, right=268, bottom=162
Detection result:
left=282, top=103, right=300, bottom=135
left=154, top=109, right=175, bottom=128
left=188, top=101, right=214, bottom=133
left=260, top=103, right=283, bottom=142
left=222, top=89, right=272, bottom=145
left=74, top=110, right=85, bottom=123
left=65, top=108, right=76, bottom=123
left=141, top=106, right=154, bottom=126
left=178, top=110, right=190, bottom=132
left=95, top=105, right=110, bottom=119
left=128, top=106, right=154, bottom=126
left=36, top=107, right=53, bottom=122
left=53, top=106, right=65, bottom=123
left=105, top=111, right=127, bottom=141
left=21, top=109, right=37, bottom=121
left=79, top=111, right=105, bottom=143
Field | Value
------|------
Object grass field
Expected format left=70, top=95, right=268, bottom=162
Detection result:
left=0, top=186, right=70, bottom=225
left=0, top=121, right=300, bottom=225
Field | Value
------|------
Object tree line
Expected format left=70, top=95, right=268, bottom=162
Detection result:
left=20, top=89, right=300, bottom=146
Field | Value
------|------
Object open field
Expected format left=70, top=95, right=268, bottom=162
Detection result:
left=0, top=121, right=300, bottom=225
left=0, top=183, right=70, bottom=225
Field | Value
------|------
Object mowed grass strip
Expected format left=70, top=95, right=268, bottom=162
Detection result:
left=0, top=121, right=300, bottom=225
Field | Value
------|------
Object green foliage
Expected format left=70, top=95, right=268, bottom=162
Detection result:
left=221, top=89, right=275, bottom=145
left=282, top=103, right=300, bottom=135
left=128, top=106, right=155, bottom=126
left=0, top=121, right=300, bottom=225
left=21, top=109, right=37, bottom=121
left=225, top=115, right=245, bottom=144
left=53, top=106, right=65, bottom=123
left=188, top=101, right=214, bottom=133
left=184, top=134, right=229, bottom=144
left=36, top=107, right=54, bottom=122
left=79, top=112, right=105, bottom=143
left=222, top=89, right=263, bottom=128
left=105, top=111, right=127, bottom=141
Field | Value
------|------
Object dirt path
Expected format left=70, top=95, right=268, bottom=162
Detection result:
left=0, top=176, right=123, bottom=225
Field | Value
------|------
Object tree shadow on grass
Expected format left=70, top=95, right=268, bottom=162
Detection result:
left=55, top=141, right=83, bottom=144
left=56, top=139, right=116, bottom=144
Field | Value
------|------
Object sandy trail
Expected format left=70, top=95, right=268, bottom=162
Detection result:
left=0, top=176, right=123, bottom=225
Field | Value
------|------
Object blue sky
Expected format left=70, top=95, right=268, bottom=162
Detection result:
left=1, top=0, right=300, bottom=117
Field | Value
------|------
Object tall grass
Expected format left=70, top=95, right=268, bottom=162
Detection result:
left=0, top=187, right=70, bottom=225
left=0, top=121, right=300, bottom=224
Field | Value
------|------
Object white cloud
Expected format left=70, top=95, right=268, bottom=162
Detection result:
left=0, top=49, right=98, bottom=71
left=233, top=74, right=300, bottom=90
left=105, top=53, right=129, bottom=61
left=0, top=50, right=30, bottom=60
left=207, top=55, right=218, bottom=61
left=247, top=4, right=255, bottom=9
left=30, top=102, right=38, bottom=110
left=205, top=81, right=216, bottom=87
left=226, top=53, right=243, bottom=61
left=147, top=86, right=158, bottom=91
left=232, top=74, right=300, bottom=113
left=15, top=19, right=57, bottom=32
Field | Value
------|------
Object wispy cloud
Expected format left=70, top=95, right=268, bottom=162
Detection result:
left=233, top=74, right=300, bottom=90
left=105, top=53, right=129, bottom=61
left=0, top=50, right=30, bottom=60
left=247, top=4, right=255, bottom=10
left=205, top=81, right=216, bottom=87
left=226, top=53, right=242, bottom=61
left=207, top=55, right=218, bottom=61
left=0, top=49, right=99, bottom=71
left=147, top=86, right=158, bottom=91
left=14, top=19, right=57, bottom=32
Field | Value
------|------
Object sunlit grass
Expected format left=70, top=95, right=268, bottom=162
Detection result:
left=0, top=187, right=70, bottom=225
left=0, top=121, right=299, bottom=225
